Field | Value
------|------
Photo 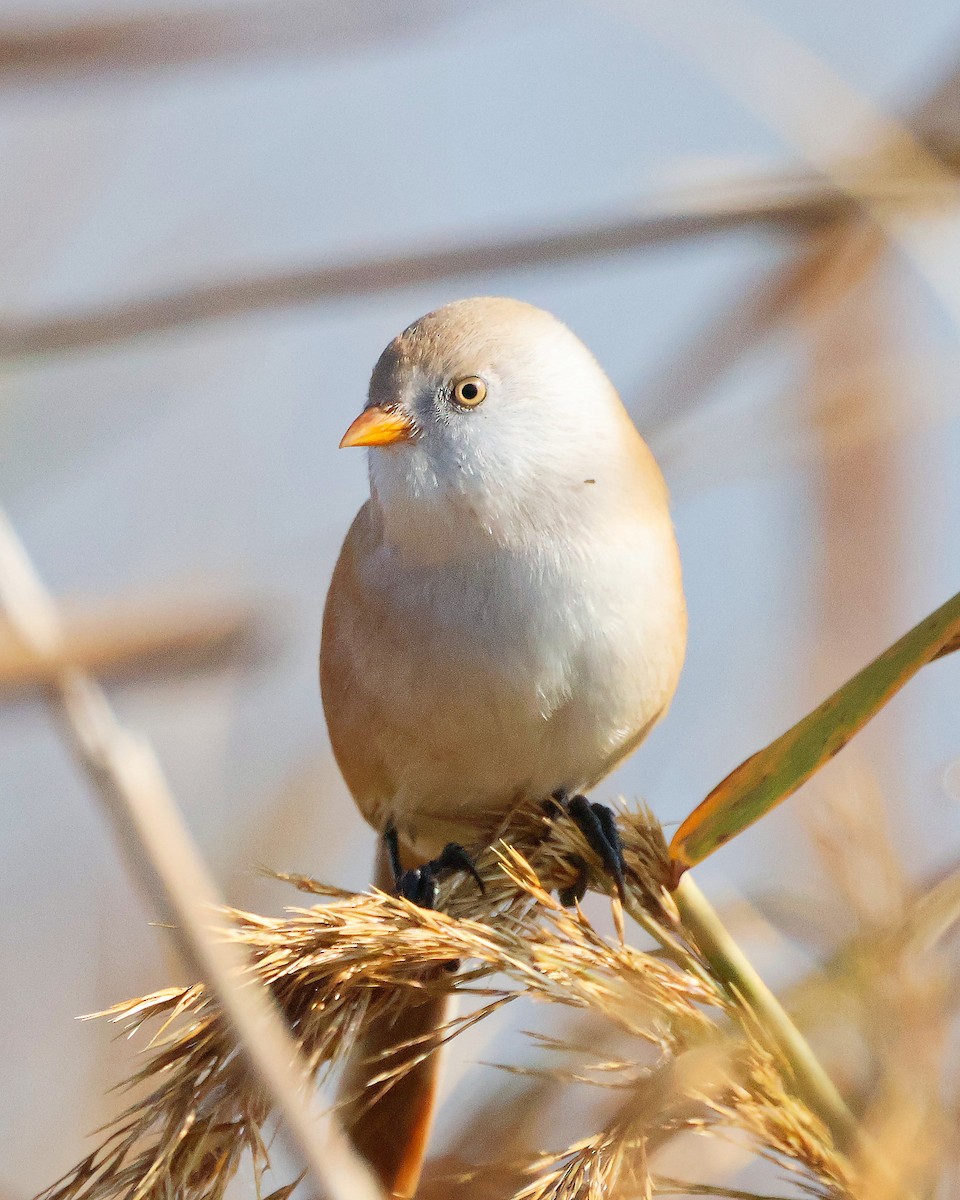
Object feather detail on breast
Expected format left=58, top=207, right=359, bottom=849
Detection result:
left=322, top=487, right=686, bottom=861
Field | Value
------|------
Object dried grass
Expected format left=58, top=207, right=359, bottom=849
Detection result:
left=39, top=799, right=933, bottom=1200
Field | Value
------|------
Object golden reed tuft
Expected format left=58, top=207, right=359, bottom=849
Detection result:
left=39, top=802, right=877, bottom=1200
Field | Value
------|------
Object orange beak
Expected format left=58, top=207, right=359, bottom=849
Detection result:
left=339, top=405, right=416, bottom=449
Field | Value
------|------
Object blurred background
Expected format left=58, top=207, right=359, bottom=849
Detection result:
left=2, top=1, right=960, bottom=1196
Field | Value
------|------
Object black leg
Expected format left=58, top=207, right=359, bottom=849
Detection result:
left=587, top=800, right=627, bottom=901
left=431, top=843, right=485, bottom=896
left=552, top=791, right=627, bottom=903
left=383, top=827, right=484, bottom=910
left=384, top=823, right=404, bottom=890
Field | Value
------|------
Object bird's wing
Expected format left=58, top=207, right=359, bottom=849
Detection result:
left=320, top=501, right=398, bottom=832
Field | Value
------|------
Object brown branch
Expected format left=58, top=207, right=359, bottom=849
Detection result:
left=0, top=0, right=470, bottom=80
left=1, top=168, right=947, bottom=362
left=620, top=44, right=960, bottom=447
left=0, top=592, right=257, bottom=694
left=0, top=511, right=383, bottom=1200
left=642, top=223, right=848, bottom=444
left=602, top=0, right=960, bottom=327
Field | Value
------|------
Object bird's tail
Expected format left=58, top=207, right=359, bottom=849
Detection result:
left=338, top=840, right=449, bottom=1199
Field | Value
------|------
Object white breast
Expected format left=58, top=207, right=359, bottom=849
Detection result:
left=357, top=513, right=684, bottom=859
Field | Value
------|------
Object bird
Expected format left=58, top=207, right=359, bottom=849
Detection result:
left=320, top=296, right=686, bottom=1197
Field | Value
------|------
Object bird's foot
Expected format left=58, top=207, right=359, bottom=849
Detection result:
left=384, top=825, right=485, bottom=911
left=548, top=792, right=627, bottom=906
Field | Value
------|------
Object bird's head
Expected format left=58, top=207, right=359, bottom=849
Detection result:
left=339, top=297, right=661, bottom=550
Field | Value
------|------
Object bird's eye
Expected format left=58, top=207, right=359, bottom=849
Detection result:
left=450, top=376, right=487, bottom=408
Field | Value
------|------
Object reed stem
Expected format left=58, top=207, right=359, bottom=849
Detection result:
left=672, top=874, right=860, bottom=1151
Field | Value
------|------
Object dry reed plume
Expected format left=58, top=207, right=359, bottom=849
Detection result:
left=36, top=800, right=876, bottom=1200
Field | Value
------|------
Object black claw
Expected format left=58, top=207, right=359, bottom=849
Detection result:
left=383, top=827, right=484, bottom=909
left=558, top=856, right=588, bottom=907
left=554, top=792, right=627, bottom=902
left=398, top=865, right=440, bottom=909
left=433, top=843, right=486, bottom=896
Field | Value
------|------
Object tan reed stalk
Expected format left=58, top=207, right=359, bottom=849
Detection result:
left=0, top=510, right=382, bottom=1200
left=669, top=876, right=858, bottom=1148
